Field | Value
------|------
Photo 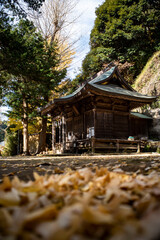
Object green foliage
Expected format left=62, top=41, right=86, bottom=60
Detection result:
left=1, top=19, right=66, bottom=119
left=0, top=1, right=66, bottom=154
left=144, top=143, right=156, bottom=152
left=2, top=131, right=18, bottom=156
left=151, top=97, right=160, bottom=109
left=1, top=20, right=59, bottom=83
left=82, top=0, right=160, bottom=82
left=144, top=141, right=160, bottom=153
left=68, top=72, right=85, bottom=93
left=0, top=0, right=44, bottom=19
left=0, top=121, right=7, bottom=142
left=0, top=0, right=45, bottom=92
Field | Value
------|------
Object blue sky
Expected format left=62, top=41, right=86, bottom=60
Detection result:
left=67, top=0, right=104, bottom=79
left=0, top=107, right=8, bottom=121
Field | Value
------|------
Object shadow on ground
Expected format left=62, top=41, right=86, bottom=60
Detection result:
left=0, top=153, right=160, bottom=181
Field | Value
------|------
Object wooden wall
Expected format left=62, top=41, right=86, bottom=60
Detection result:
left=73, top=115, right=83, bottom=138
left=66, top=110, right=94, bottom=141
left=114, top=113, right=129, bottom=138
left=95, top=112, right=113, bottom=138
left=52, top=95, right=150, bottom=153
left=95, top=96, right=129, bottom=139
left=95, top=111, right=129, bottom=139
left=130, top=117, right=149, bottom=138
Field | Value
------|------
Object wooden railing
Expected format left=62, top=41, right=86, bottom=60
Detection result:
left=65, top=138, right=146, bottom=153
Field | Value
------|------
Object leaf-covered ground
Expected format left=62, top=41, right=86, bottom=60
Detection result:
left=0, top=153, right=160, bottom=240
left=0, top=153, right=160, bottom=181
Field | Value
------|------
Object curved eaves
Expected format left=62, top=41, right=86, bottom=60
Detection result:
left=88, top=83, right=157, bottom=102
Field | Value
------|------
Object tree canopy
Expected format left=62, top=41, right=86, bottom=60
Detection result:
left=0, top=120, right=7, bottom=143
left=0, top=0, right=66, bottom=155
left=0, top=0, right=45, bottom=97
left=82, top=0, right=160, bottom=82
left=0, top=0, right=45, bottom=18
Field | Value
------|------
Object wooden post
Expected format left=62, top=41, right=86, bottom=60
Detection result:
left=17, top=129, right=20, bottom=155
left=112, top=99, right=115, bottom=139
left=59, top=119, right=61, bottom=144
left=62, top=116, right=66, bottom=152
left=137, top=141, right=141, bottom=153
left=52, top=118, right=55, bottom=152
left=83, top=112, right=86, bottom=139
left=128, top=102, right=131, bottom=136
left=116, top=140, right=119, bottom=153
left=91, top=137, right=95, bottom=154
left=93, top=108, right=96, bottom=138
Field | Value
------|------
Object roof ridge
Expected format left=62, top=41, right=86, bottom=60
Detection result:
left=89, top=66, right=116, bottom=84
left=84, top=62, right=116, bottom=84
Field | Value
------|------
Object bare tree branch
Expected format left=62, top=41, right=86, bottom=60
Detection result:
left=30, top=0, right=80, bottom=70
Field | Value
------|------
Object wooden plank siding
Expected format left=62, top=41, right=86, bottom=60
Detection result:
left=95, top=111, right=129, bottom=139
left=113, top=113, right=129, bottom=139
left=73, top=115, right=83, bottom=139
left=85, top=110, right=94, bottom=137
left=95, top=111, right=113, bottom=139
left=130, top=118, right=149, bottom=138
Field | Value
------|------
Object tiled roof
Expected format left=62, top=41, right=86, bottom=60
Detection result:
left=89, top=83, right=155, bottom=100
left=130, top=112, right=152, bottom=119
left=55, top=85, right=84, bottom=102
left=41, top=66, right=156, bottom=114
left=89, top=67, right=116, bottom=84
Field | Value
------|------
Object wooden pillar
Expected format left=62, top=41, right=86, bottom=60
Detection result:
left=111, top=99, right=115, bottom=138
left=116, top=140, right=119, bottom=153
left=59, top=119, right=61, bottom=144
left=128, top=102, right=131, bottom=136
left=52, top=118, right=55, bottom=152
left=83, top=112, right=86, bottom=139
left=91, top=137, right=95, bottom=154
left=62, top=116, right=66, bottom=151
left=137, top=141, right=141, bottom=153
left=93, top=108, right=96, bottom=139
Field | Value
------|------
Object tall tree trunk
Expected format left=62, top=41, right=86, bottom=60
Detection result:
left=37, top=115, right=47, bottom=153
left=22, top=95, right=29, bottom=155
left=37, top=94, right=49, bottom=154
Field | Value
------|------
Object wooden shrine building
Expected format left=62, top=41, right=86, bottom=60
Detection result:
left=41, top=66, right=156, bottom=153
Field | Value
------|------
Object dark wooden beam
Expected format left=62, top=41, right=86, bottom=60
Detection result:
left=52, top=118, right=55, bottom=152
left=72, top=105, right=80, bottom=116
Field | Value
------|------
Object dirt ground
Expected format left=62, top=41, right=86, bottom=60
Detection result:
left=0, top=152, right=160, bottom=181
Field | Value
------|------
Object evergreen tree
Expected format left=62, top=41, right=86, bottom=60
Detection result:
left=0, top=120, right=7, bottom=143
left=0, top=0, right=67, bottom=155
left=1, top=20, right=65, bottom=155
left=0, top=0, right=44, bottom=97
left=0, top=0, right=44, bottom=18
left=82, top=0, right=160, bottom=82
